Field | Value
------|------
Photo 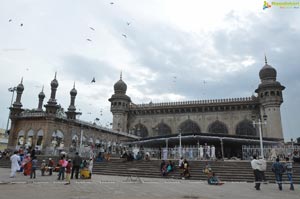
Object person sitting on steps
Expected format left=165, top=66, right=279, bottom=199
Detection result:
left=208, top=172, right=224, bottom=185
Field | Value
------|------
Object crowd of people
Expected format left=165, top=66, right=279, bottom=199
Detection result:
left=9, top=150, right=94, bottom=185
left=7, top=145, right=297, bottom=190
left=251, top=155, right=295, bottom=191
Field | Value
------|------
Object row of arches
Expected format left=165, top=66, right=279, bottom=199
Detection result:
left=16, top=129, right=118, bottom=149
left=131, top=119, right=256, bottom=138
left=17, top=129, right=44, bottom=147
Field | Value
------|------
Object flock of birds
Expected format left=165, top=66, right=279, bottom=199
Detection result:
left=86, top=1, right=130, bottom=42
left=86, top=2, right=131, bottom=84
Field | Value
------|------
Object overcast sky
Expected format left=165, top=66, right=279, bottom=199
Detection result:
left=0, top=0, right=299, bottom=141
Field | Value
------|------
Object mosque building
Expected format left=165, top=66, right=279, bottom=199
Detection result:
left=109, top=57, right=285, bottom=158
left=7, top=57, right=285, bottom=159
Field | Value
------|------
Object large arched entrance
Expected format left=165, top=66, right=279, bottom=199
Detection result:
left=236, top=120, right=256, bottom=136
left=155, top=122, right=172, bottom=136
left=178, top=119, right=201, bottom=134
left=208, top=120, right=228, bottom=134
left=132, top=123, right=149, bottom=137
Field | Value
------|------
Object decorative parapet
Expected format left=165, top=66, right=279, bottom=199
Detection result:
left=19, top=111, right=47, bottom=117
left=130, top=96, right=258, bottom=109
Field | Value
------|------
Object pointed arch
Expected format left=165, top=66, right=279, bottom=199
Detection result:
left=132, top=123, right=148, bottom=138
left=71, top=134, right=79, bottom=147
left=36, top=129, right=44, bottom=146
left=155, top=122, right=172, bottom=136
left=208, top=120, right=228, bottom=134
left=26, top=129, right=34, bottom=147
left=27, top=129, right=34, bottom=137
left=17, top=130, right=25, bottom=146
left=51, top=130, right=64, bottom=147
left=178, top=119, right=201, bottom=134
left=236, top=119, right=256, bottom=136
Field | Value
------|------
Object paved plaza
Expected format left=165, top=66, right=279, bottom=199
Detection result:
left=0, top=168, right=298, bottom=199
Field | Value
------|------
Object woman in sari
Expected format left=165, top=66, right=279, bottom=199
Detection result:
left=22, top=154, right=32, bottom=176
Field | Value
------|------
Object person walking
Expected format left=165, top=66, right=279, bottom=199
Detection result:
left=258, top=156, right=267, bottom=183
left=272, top=157, right=284, bottom=191
left=284, top=157, right=294, bottom=190
left=71, top=152, right=82, bottom=179
left=30, top=156, right=38, bottom=179
left=57, top=156, right=67, bottom=180
left=88, top=158, right=93, bottom=179
left=10, top=151, right=20, bottom=178
left=251, top=155, right=262, bottom=190
left=65, top=159, right=72, bottom=185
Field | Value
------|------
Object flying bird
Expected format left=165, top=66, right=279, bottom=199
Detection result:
left=89, top=27, right=95, bottom=31
left=122, top=34, right=127, bottom=38
left=20, top=23, right=23, bottom=27
left=126, top=22, right=131, bottom=26
left=8, top=19, right=12, bottom=22
left=91, top=77, right=96, bottom=83
left=110, top=2, right=114, bottom=5
left=86, top=38, right=92, bottom=42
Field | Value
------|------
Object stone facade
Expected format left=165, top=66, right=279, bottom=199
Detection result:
left=109, top=58, right=285, bottom=140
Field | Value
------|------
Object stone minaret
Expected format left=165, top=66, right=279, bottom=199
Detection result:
left=45, top=73, right=60, bottom=114
left=10, top=78, right=25, bottom=117
left=37, top=86, right=45, bottom=111
left=109, top=73, right=131, bottom=132
left=255, top=56, right=285, bottom=139
left=66, top=82, right=77, bottom=119
left=12, top=78, right=24, bottom=109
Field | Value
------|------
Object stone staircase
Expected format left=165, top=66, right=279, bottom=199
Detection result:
left=1, top=157, right=299, bottom=184
left=92, top=159, right=300, bottom=184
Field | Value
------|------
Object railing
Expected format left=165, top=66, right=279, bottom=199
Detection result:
left=242, top=145, right=300, bottom=160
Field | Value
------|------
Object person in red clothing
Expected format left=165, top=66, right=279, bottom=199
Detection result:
left=22, top=154, right=32, bottom=176
left=65, top=159, right=72, bottom=185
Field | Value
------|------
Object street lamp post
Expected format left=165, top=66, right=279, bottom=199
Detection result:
left=252, top=114, right=267, bottom=159
left=291, top=138, right=294, bottom=155
left=220, top=138, right=224, bottom=160
left=5, top=87, right=17, bottom=136
left=178, top=129, right=182, bottom=158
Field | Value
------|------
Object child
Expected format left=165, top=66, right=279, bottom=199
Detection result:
left=65, top=159, right=72, bottom=185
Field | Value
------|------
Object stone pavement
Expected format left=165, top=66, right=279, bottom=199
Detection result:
left=0, top=168, right=299, bottom=199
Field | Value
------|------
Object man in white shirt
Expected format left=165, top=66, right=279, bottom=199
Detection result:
left=10, top=151, right=20, bottom=178
left=251, top=155, right=262, bottom=190
left=258, top=156, right=267, bottom=183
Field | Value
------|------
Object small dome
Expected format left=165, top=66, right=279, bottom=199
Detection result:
left=259, top=64, right=277, bottom=81
left=70, top=87, right=77, bottom=96
left=114, top=79, right=127, bottom=94
left=51, top=78, right=59, bottom=88
left=38, top=91, right=45, bottom=98
left=17, top=82, right=24, bottom=92
left=50, top=73, right=59, bottom=88
left=259, top=57, right=277, bottom=81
